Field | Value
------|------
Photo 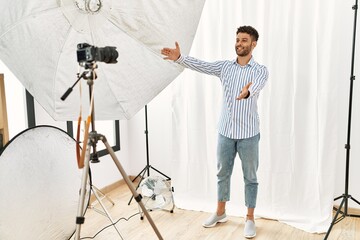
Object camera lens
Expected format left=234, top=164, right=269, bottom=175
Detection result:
left=98, top=47, right=118, bottom=63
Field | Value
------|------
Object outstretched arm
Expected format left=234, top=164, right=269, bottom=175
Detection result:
left=161, top=42, right=223, bottom=77
left=161, top=42, right=181, bottom=61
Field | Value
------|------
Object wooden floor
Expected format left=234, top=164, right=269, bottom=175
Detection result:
left=79, top=181, right=360, bottom=240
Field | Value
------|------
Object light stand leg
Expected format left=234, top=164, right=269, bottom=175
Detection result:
left=91, top=187, right=122, bottom=237
left=101, top=134, right=164, bottom=240
left=127, top=165, right=148, bottom=205
left=91, top=185, right=115, bottom=209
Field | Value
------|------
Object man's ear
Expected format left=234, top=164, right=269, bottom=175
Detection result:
left=252, top=41, right=257, bottom=48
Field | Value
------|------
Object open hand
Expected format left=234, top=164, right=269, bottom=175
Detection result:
left=236, top=82, right=252, bottom=100
left=161, top=42, right=181, bottom=61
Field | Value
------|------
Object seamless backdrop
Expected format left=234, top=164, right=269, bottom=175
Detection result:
left=169, top=0, right=359, bottom=233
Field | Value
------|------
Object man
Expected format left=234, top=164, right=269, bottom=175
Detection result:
left=161, top=25, right=268, bottom=239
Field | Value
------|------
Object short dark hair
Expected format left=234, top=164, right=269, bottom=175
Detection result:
left=236, top=26, right=259, bottom=41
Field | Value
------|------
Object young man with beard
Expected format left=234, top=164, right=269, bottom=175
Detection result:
left=161, top=25, right=268, bottom=239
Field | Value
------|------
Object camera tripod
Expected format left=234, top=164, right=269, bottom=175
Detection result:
left=61, top=63, right=163, bottom=240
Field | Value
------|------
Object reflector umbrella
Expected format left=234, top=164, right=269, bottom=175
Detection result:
left=0, top=0, right=205, bottom=120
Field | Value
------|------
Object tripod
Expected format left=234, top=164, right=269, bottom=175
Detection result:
left=128, top=105, right=171, bottom=205
left=324, top=1, right=360, bottom=239
left=61, top=63, right=163, bottom=240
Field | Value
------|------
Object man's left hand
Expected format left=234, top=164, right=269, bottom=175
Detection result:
left=236, top=82, right=252, bottom=100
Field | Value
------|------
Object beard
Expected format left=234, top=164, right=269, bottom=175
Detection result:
left=236, top=45, right=251, bottom=57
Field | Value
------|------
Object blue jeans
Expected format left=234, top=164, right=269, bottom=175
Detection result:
left=217, top=133, right=260, bottom=208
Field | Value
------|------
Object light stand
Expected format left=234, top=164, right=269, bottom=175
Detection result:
left=324, top=1, right=360, bottom=239
left=62, top=63, right=163, bottom=240
left=128, top=105, right=171, bottom=205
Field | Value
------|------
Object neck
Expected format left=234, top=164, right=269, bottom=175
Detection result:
left=237, top=54, right=252, bottom=66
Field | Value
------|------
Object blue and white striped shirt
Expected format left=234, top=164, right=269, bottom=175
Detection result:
left=176, top=55, right=268, bottom=139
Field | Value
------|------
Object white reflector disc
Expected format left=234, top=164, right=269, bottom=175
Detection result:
left=0, top=126, right=84, bottom=240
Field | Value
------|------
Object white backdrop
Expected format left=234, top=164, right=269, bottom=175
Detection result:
left=169, top=0, right=358, bottom=233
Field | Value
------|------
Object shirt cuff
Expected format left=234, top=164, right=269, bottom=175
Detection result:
left=175, top=54, right=185, bottom=64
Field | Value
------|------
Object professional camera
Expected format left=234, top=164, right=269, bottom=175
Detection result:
left=77, top=43, right=118, bottom=64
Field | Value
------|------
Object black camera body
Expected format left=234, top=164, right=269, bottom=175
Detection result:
left=77, top=43, right=118, bottom=64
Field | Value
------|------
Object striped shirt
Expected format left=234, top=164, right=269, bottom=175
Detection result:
left=176, top=55, right=268, bottom=139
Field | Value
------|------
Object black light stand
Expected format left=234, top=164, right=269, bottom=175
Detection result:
left=324, top=1, right=360, bottom=239
left=128, top=105, right=171, bottom=205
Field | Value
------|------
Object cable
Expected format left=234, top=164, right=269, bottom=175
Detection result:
left=79, top=212, right=141, bottom=240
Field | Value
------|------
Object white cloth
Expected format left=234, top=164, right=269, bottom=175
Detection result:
left=170, top=0, right=346, bottom=233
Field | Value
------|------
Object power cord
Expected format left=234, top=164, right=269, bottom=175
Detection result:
left=79, top=212, right=141, bottom=240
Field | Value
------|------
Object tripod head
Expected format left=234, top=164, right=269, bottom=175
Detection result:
left=60, top=64, right=97, bottom=101
left=79, top=62, right=98, bottom=81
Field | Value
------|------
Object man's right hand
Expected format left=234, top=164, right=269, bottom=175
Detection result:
left=161, top=42, right=181, bottom=61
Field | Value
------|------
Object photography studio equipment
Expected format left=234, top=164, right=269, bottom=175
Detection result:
left=0, top=126, right=88, bottom=240
left=138, top=175, right=175, bottom=220
left=324, top=0, right=360, bottom=239
left=0, top=0, right=206, bottom=122
left=61, top=47, right=164, bottom=239
left=128, top=105, right=172, bottom=206
left=76, top=43, right=118, bottom=64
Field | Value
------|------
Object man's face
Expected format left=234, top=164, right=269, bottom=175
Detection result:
left=235, top=32, right=256, bottom=57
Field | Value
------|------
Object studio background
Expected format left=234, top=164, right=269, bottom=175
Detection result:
left=1, top=0, right=360, bottom=234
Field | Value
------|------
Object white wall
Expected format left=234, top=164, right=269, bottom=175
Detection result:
left=1, top=60, right=26, bottom=139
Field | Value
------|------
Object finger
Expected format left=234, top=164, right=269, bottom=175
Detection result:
left=245, top=82, right=252, bottom=89
left=175, top=41, right=180, bottom=50
left=236, top=93, right=243, bottom=100
left=161, top=51, right=171, bottom=57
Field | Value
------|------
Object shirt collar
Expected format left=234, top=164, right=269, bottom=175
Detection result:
left=233, top=56, right=255, bottom=67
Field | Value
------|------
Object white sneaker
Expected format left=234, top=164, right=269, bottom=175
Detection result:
left=244, top=219, right=256, bottom=238
left=202, top=212, right=228, bottom=228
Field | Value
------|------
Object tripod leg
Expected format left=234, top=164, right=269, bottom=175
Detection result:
left=131, top=165, right=148, bottom=183
left=92, top=185, right=115, bottom=206
left=350, top=195, right=360, bottom=205
left=92, top=188, right=123, bottom=237
left=128, top=166, right=148, bottom=205
left=74, top=139, right=92, bottom=240
left=324, top=197, right=346, bottom=240
left=150, top=165, right=171, bottom=180
left=100, top=135, right=163, bottom=240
